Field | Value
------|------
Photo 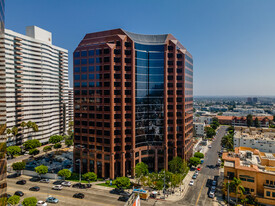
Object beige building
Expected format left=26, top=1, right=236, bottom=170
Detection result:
left=223, top=147, right=275, bottom=205
left=234, top=126, right=275, bottom=153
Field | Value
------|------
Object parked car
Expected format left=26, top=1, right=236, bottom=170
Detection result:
left=30, top=177, right=40, bottom=182
left=30, top=186, right=40, bottom=191
left=16, top=180, right=26, bottom=185
left=197, top=167, right=201, bottom=171
left=37, top=200, right=47, bottom=206
left=195, top=171, right=199, bottom=175
left=110, top=188, right=123, bottom=195
left=209, top=191, right=215, bottom=198
left=208, top=145, right=212, bottom=148
left=192, top=174, right=197, bottom=179
left=118, top=196, right=129, bottom=202
left=189, top=180, right=194, bottom=186
left=211, top=186, right=216, bottom=192
left=73, top=193, right=84, bottom=199
left=61, top=181, right=71, bottom=187
left=212, top=180, right=217, bottom=186
left=14, top=191, right=24, bottom=197
left=7, top=194, right=11, bottom=199
left=52, top=185, right=63, bottom=190
left=40, top=179, right=50, bottom=183
left=7, top=173, right=19, bottom=178
left=46, top=196, right=59, bottom=203
left=72, top=183, right=82, bottom=188
left=53, top=180, right=65, bottom=185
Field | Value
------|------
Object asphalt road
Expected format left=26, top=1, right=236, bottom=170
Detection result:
left=172, top=126, right=228, bottom=206
left=7, top=177, right=155, bottom=206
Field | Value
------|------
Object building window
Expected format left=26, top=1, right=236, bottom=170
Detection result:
left=74, top=51, right=80, bottom=57
left=81, top=51, right=87, bottom=57
left=75, top=67, right=80, bottom=72
left=81, top=59, right=87, bottom=64
left=266, top=191, right=271, bottom=197
left=74, top=59, right=80, bottom=65
left=96, top=49, right=102, bottom=55
left=89, top=58, right=94, bottom=64
left=89, top=50, right=94, bottom=56
left=89, top=66, right=94, bottom=72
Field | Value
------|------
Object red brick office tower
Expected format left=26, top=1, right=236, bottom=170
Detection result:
left=73, top=29, right=193, bottom=179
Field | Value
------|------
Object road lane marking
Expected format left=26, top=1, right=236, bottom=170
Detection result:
left=195, top=178, right=206, bottom=206
left=7, top=187, right=116, bottom=206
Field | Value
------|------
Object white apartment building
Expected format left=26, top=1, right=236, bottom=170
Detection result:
left=0, top=26, right=69, bottom=146
left=68, top=87, right=74, bottom=121
left=194, top=122, right=205, bottom=137
left=193, top=115, right=213, bottom=125
left=234, top=126, right=275, bottom=153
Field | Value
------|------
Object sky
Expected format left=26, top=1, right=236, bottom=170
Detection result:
left=5, top=0, right=275, bottom=96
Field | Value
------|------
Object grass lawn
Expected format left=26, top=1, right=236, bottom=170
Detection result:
left=96, top=183, right=117, bottom=188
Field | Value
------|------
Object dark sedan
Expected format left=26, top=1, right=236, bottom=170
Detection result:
left=16, top=180, right=26, bottom=185
left=29, top=186, right=40, bottom=191
left=73, top=193, right=85, bottom=199
left=14, top=191, right=24, bottom=197
left=118, top=196, right=129, bottom=202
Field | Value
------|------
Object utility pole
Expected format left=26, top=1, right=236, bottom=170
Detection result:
left=227, top=176, right=230, bottom=206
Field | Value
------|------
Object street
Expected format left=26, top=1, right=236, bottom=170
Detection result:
left=7, top=177, right=155, bottom=206
left=170, top=126, right=228, bottom=206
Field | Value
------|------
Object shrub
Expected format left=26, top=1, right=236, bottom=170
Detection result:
left=54, top=143, right=61, bottom=149
left=43, top=145, right=52, bottom=153
left=29, top=148, right=39, bottom=156
left=194, top=152, right=204, bottom=159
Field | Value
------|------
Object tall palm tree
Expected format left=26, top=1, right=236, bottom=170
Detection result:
left=20, top=121, right=26, bottom=141
left=221, top=134, right=233, bottom=150
left=231, top=177, right=245, bottom=204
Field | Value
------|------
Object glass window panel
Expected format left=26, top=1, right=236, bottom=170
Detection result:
left=149, top=60, right=164, bottom=67
left=74, top=59, right=80, bottom=65
left=89, top=58, right=94, bottom=64
left=74, top=52, right=80, bottom=57
left=136, top=51, right=148, bottom=59
left=149, top=52, right=164, bottom=59
left=81, top=59, right=87, bottom=64
left=81, top=74, right=87, bottom=80
left=74, top=67, right=80, bottom=72
left=89, top=66, right=94, bottom=72
left=149, top=75, right=164, bottom=82
left=89, top=74, right=94, bottom=79
left=74, top=75, right=80, bottom=80
left=136, top=59, right=148, bottom=67
left=81, top=67, right=87, bottom=72
left=81, top=51, right=87, bottom=57
left=89, top=50, right=94, bottom=56
left=136, top=74, right=148, bottom=82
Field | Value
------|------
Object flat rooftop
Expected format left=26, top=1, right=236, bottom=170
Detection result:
left=235, top=127, right=275, bottom=142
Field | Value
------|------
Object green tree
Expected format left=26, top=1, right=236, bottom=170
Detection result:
left=83, top=172, right=97, bottom=183
left=29, top=148, right=39, bottom=156
left=12, top=162, right=26, bottom=175
left=57, top=169, right=71, bottom=180
left=189, top=157, right=200, bottom=167
left=49, top=135, right=63, bottom=144
left=113, top=177, right=131, bottom=189
left=35, top=165, right=48, bottom=178
left=54, top=143, right=62, bottom=149
left=170, top=173, right=183, bottom=190
left=22, top=197, right=37, bottom=206
left=135, top=162, right=149, bottom=184
left=194, top=152, right=204, bottom=159
left=43, top=145, right=52, bottom=153
left=7, top=146, right=21, bottom=158
left=254, top=117, right=260, bottom=128
left=7, top=195, right=20, bottom=206
left=168, top=156, right=186, bottom=174
left=205, top=127, right=216, bottom=138
left=65, top=139, right=73, bottom=147
left=23, top=139, right=41, bottom=150
left=221, top=134, right=234, bottom=151
left=247, top=114, right=253, bottom=127
left=231, top=177, right=245, bottom=204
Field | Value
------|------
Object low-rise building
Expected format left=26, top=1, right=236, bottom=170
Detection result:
left=193, top=122, right=205, bottom=137
left=232, top=116, right=272, bottom=128
left=234, top=126, right=275, bottom=153
left=193, top=115, right=213, bottom=124
left=223, top=147, right=275, bottom=205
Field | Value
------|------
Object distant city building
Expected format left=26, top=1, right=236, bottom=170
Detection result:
left=193, top=122, right=205, bottom=137
left=0, top=0, right=6, bottom=202
left=0, top=26, right=69, bottom=146
left=223, top=147, right=275, bottom=205
left=68, top=87, right=74, bottom=121
left=73, top=29, right=193, bottom=178
left=247, top=97, right=258, bottom=104
left=209, top=105, right=228, bottom=112
left=234, top=126, right=275, bottom=153
left=232, top=116, right=272, bottom=128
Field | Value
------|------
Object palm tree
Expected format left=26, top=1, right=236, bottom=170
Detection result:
left=231, top=177, right=245, bottom=204
left=20, top=121, right=26, bottom=141
left=221, top=134, right=233, bottom=150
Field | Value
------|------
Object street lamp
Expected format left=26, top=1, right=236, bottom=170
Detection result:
left=76, top=159, right=81, bottom=183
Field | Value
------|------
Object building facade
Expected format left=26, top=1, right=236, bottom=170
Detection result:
left=234, top=126, right=275, bottom=153
left=68, top=87, right=74, bottom=121
left=73, top=29, right=193, bottom=179
left=223, top=147, right=275, bottom=205
left=0, top=0, right=6, bottom=203
left=0, top=26, right=69, bottom=146
left=193, top=122, right=205, bottom=137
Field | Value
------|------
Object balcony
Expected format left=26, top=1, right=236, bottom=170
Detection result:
left=263, top=184, right=275, bottom=189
